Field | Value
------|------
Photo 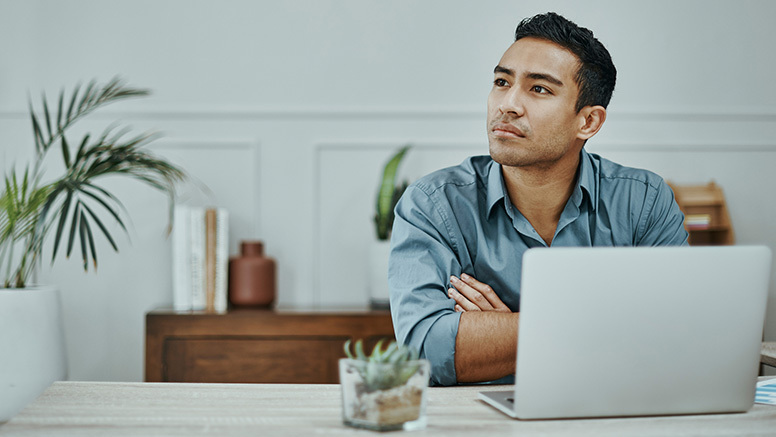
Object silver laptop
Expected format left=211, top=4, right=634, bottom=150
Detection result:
left=479, top=245, right=772, bottom=420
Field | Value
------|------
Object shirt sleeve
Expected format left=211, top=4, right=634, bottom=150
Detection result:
left=388, top=184, right=462, bottom=386
left=636, top=179, right=689, bottom=246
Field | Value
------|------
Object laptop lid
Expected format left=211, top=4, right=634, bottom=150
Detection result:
left=482, top=245, right=771, bottom=420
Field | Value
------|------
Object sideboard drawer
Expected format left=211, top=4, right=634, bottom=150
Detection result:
left=146, top=309, right=395, bottom=383
left=164, top=337, right=347, bottom=383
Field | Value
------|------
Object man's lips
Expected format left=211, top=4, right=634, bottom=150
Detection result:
left=491, top=123, right=526, bottom=138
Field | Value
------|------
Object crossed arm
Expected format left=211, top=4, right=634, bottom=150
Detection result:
left=447, top=274, right=521, bottom=383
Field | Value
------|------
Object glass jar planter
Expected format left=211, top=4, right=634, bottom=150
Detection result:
left=339, top=358, right=430, bottom=431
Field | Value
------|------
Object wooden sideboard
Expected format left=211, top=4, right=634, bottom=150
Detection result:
left=145, top=309, right=395, bottom=384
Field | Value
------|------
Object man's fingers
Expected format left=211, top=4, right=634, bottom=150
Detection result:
left=448, top=287, right=481, bottom=312
left=449, top=277, right=494, bottom=311
left=459, top=273, right=510, bottom=311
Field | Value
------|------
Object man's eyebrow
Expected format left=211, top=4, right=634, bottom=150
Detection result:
left=493, top=65, right=514, bottom=76
left=525, top=72, right=564, bottom=87
left=493, top=66, right=565, bottom=87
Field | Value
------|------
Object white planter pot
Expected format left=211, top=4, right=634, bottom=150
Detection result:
left=0, top=286, right=68, bottom=421
left=368, top=240, right=392, bottom=309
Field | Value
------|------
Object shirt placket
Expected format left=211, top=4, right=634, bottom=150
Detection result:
left=503, top=199, right=547, bottom=247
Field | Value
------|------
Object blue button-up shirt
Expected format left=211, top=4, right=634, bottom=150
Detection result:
left=388, top=150, right=689, bottom=386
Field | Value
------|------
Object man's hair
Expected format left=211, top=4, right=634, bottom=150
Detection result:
left=515, top=12, right=616, bottom=112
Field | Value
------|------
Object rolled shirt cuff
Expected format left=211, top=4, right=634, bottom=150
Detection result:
left=421, top=311, right=462, bottom=386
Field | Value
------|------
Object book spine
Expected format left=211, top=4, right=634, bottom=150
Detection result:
left=205, top=208, right=218, bottom=313
left=190, top=208, right=205, bottom=310
left=214, top=209, right=230, bottom=313
left=171, top=206, right=192, bottom=311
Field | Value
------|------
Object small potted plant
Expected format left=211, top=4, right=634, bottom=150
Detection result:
left=339, top=338, right=430, bottom=431
left=368, top=145, right=410, bottom=309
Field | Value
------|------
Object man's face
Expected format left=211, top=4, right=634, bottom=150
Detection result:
left=487, top=37, right=586, bottom=170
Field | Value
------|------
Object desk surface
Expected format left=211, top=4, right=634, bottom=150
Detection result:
left=1, top=380, right=775, bottom=436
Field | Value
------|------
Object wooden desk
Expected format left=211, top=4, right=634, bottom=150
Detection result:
left=2, top=380, right=775, bottom=436
left=145, top=309, right=394, bottom=383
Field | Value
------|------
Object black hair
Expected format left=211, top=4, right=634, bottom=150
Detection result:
left=515, top=12, right=616, bottom=112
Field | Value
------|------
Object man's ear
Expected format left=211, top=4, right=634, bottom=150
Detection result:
left=576, top=106, right=607, bottom=141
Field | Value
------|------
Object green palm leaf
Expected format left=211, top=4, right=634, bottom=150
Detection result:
left=0, top=167, right=51, bottom=287
left=78, top=186, right=128, bottom=232
left=50, top=190, right=73, bottom=262
left=2, top=78, right=185, bottom=286
left=66, top=201, right=81, bottom=259
left=80, top=201, right=118, bottom=252
left=78, top=209, right=89, bottom=271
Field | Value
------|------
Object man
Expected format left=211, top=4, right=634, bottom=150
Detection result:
left=388, top=12, right=688, bottom=386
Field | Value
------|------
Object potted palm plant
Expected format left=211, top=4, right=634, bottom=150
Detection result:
left=0, top=78, right=185, bottom=421
left=368, top=145, right=410, bottom=309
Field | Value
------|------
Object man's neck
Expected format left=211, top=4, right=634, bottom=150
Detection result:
left=501, top=151, right=582, bottom=245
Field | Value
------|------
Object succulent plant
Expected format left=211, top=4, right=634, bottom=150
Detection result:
left=343, top=338, right=420, bottom=392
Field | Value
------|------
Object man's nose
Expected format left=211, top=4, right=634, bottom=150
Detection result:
left=499, top=87, right=526, bottom=117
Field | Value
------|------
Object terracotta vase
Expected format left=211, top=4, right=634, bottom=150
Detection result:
left=228, top=241, right=276, bottom=307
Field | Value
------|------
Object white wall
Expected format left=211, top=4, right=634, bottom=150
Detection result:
left=1, top=0, right=775, bottom=381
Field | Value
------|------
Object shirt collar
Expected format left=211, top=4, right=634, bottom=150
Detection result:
left=576, top=149, right=597, bottom=210
left=486, top=160, right=508, bottom=217
left=486, top=149, right=598, bottom=216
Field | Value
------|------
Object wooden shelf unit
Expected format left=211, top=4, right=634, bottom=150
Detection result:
left=145, top=308, right=395, bottom=384
left=668, top=181, right=734, bottom=245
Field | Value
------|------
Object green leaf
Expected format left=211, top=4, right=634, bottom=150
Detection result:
left=80, top=201, right=118, bottom=252
left=83, top=182, right=133, bottom=218
left=355, top=339, right=366, bottom=360
left=78, top=186, right=127, bottom=233
left=61, top=134, right=71, bottom=168
left=390, top=347, right=409, bottom=364
left=374, top=145, right=410, bottom=240
left=37, top=184, right=64, bottom=236
left=370, top=338, right=386, bottom=362
left=66, top=202, right=81, bottom=258
left=80, top=209, right=97, bottom=270
left=78, top=209, right=88, bottom=271
left=20, top=169, right=29, bottom=199
left=75, top=134, right=91, bottom=163
left=56, top=89, right=64, bottom=131
left=42, top=93, right=54, bottom=143
left=65, top=83, right=80, bottom=123
left=30, top=103, right=44, bottom=155
left=343, top=339, right=353, bottom=359
left=381, top=342, right=398, bottom=363
left=79, top=80, right=96, bottom=113
left=377, top=146, right=409, bottom=218
left=51, top=190, right=73, bottom=263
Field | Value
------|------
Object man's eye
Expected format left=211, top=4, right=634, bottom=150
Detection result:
left=532, top=85, right=549, bottom=94
left=494, top=78, right=509, bottom=87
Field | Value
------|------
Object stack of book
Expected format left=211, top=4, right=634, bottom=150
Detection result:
left=172, top=206, right=229, bottom=312
left=685, top=213, right=711, bottom=230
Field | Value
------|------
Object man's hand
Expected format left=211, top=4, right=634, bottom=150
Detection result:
left=448, top=273, right=511, bottom=313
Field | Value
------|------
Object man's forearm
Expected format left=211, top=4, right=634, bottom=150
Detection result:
left=454, top=311, right=519, bottom=383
